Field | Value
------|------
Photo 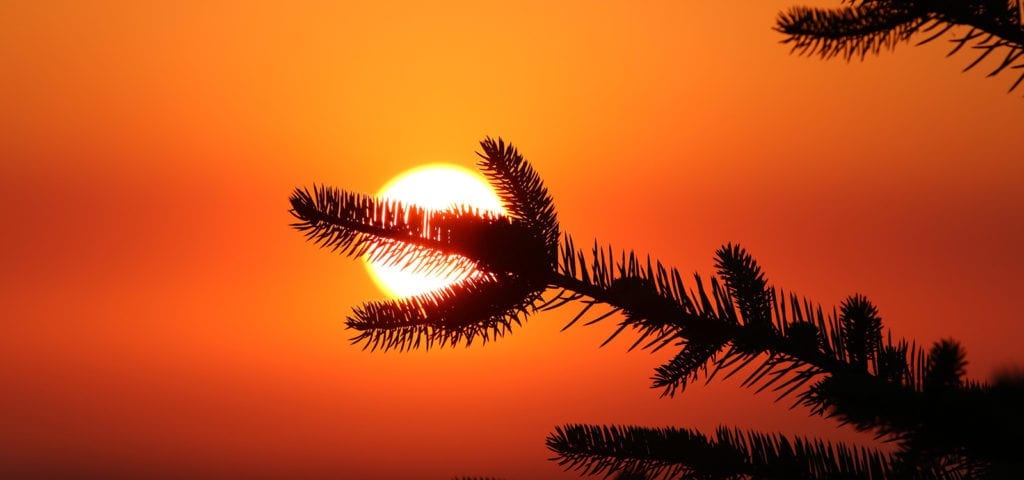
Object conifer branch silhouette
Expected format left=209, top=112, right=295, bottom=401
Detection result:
left=775, top=0, right=1024, bottom=92
left=289, top=138, right=1023, bottom=479
left=547, top=425, right=892, bottom=479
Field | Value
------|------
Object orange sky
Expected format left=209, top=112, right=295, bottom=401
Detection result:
left=2, top=1, right=1023, bottom=478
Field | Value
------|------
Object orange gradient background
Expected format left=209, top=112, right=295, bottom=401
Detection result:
left=2, top=1, right=1023, bottom=479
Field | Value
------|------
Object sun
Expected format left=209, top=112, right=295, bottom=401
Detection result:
left=365, top=164, right=506, bottom=298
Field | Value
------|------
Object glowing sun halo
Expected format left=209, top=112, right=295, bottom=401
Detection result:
left=365, top=164, right=506, bottom=298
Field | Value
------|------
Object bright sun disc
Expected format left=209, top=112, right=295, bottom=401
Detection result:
left=365, top=164, right=506, bottom=298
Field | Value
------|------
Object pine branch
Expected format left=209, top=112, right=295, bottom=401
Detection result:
left=476, top=137, right=560, bottom=265
left=288, top=183, right=536, bottom=272
left=289, top=184, right=552, bottom=278
left=777, top=4, right=926, bottom=60
left=555, top=236, right=735, bottom=349
left=776, top=0, right=1024, bottom=92
left=551, top=236, right=1024, bottom=474
left=347, top=274, right=543, bottom=351
left=289, top=185, right=445, bottom=270
left=554, top=240, right=855, bottom=402
left=291, top=141, right=562, bottom=351
left=651, top=340, right=727, bottom=397
left=802, top=342, right=1024, bottom=473
left=291, top=138, right=1024, bottom=476
left=547, top=424, right=895, bottom=479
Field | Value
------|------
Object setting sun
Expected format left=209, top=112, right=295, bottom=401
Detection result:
left=365, top=164, right=506, bottom=298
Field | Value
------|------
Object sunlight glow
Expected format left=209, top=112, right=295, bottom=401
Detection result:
left=364, top=164, right=506, bottom=298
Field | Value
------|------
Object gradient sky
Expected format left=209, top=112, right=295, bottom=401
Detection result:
left=2, top=1, right=1023, bottom=479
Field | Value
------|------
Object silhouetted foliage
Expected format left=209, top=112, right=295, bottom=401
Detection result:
left=290, top=138, right=1024, bottom=479
left=548, top=425, right=892, bottom=479
left=775, top=0, right=1024, bottom=92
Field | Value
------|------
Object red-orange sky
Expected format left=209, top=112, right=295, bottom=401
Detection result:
left=2, top=1, right=1023, bottom=479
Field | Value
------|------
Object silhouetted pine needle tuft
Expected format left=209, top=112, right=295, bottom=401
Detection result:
left=839, top=295, right=884, bottom=372
left=715, top=244, right=773, bottom=328
left=924, top=339, right=968, bottom=392
left=476, top=136, right=560, bottom=264
left=651, top=340, right=726, bottom=397
left=347, top=274, right=543, bottom=351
